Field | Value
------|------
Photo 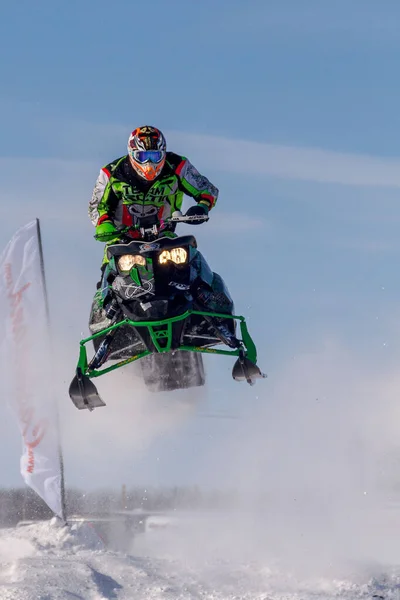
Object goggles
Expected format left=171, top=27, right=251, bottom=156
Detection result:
left=131, top=150, right=165, bottom=164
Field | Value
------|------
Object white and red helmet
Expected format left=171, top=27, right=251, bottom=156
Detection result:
left=127, top=125, right=167, bottom=181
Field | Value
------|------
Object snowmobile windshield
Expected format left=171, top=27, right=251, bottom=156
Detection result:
left=131, top=150, right=165, bottom=164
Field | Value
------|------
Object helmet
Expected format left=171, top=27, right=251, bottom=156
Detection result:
left=127, top=126, right=167, bottom=181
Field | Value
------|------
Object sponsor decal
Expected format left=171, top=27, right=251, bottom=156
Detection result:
left=114, top=277, right=155, bottom=299
left=169, top=281, right=190, bottom=291
left=139, top=242, right=160, bottom=253
left=118, top=355, right=143, bottom=367
left=127, top=204, right=158, bottom=217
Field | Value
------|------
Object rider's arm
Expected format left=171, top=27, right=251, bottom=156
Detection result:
left=88, top=166, right=119, bottom=227
left=175, top=157, right=219, bottom=211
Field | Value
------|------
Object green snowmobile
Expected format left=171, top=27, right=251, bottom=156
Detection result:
left=69, top=212, right=265, bottom=410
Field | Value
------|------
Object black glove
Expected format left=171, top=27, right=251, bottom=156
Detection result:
left=185, top=204, right=209, bottom=224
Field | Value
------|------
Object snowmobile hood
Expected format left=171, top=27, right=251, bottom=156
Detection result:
left=106, top=235, right=197, bottom=260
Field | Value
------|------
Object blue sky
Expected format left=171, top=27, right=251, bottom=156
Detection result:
left=2, top=0, right=400, bottom=494
left=2, top=0, right=400, bottom=157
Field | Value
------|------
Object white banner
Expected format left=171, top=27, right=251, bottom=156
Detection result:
left=0, top=220, right=64, bottom=517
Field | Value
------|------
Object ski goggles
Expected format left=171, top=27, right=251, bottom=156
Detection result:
left=130, top=150, right=165, bottom=164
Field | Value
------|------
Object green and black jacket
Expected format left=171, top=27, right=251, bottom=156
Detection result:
left=89, top=152, right=219, bottom=230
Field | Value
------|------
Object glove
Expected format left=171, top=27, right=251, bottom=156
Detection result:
left=95, top=220, right=119, bottom=242
left=185, top=203, right=209, bottom=224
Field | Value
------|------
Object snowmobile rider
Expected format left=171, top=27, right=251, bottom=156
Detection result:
left=89, top=125, right=218, bottom=244
left=88, top=125, right=238, bottom=347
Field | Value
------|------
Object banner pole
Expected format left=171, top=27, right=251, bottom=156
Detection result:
left=35, top=219, right=67, bottom=524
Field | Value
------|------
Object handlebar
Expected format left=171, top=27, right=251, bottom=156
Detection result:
left=169, top=211, right=209, bottom=224
left=115, top=211, right=208, bottom=236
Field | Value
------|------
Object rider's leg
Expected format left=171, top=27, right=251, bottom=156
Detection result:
left=89, top=251, right=115, bottom=333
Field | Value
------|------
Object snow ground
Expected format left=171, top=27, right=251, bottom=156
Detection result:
left=0, top=517, right=400, bottom=600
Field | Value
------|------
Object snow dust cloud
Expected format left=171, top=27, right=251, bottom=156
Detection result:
left=131, top=337, right=400, bottom=577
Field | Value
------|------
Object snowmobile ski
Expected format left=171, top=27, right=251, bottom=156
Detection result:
left=232, top=350, right=267, bottom=386
left=69, top=368, right=106, bottom=411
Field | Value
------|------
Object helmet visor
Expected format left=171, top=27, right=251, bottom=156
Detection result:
left=131, top=150, right=165, bottom=164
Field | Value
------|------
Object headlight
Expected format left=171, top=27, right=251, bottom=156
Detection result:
left=118, top=255, right=146, bottom=271
left=170, top=248, right=187, bottom=264
left=158, top=247, right=188, bottom=265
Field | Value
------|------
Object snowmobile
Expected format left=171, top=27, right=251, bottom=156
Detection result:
left=69, top=211, right=265, bottom=410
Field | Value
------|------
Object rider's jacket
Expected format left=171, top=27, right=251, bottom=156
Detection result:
left=89, top=152, right=219, bottom=230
